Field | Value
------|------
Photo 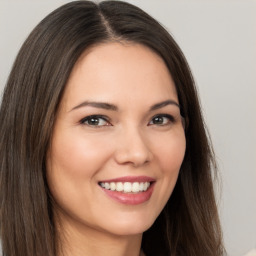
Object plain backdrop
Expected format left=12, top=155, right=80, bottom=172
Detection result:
left=0, top=0, right=255, bottom=255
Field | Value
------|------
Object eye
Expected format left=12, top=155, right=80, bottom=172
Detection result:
left=80, top=115, right=111, bottom=127
left=148, top=114, right=175, bottom=126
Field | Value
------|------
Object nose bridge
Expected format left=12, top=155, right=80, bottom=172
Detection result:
left=114, top=124, right=152, bottom=166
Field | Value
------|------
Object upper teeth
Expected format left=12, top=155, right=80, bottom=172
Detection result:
left=99, top=182, right=150, bottom=193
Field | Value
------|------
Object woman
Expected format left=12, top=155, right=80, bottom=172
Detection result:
left=0, top=1, right=225, bottom=255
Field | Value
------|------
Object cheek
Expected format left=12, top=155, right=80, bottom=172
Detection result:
left=146, top=131, right=186, bottom=220
left=154, top=131, right=185, bottom=196
left=156, top=131, right=186, bottom=174
left=48, top=132, right=112, bottom=178
left=46, top=132, right=114, bottom=216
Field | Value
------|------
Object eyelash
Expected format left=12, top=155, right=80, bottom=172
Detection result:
left=148, top=114, right=175, bottom=126
left=79, top=114, right=175, bottom=127
left=80, top=115, right=111, bottom=127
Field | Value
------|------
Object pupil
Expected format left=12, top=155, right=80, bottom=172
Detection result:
left=154, top=117, right=163, bottom=124
left=88, top=118, right=99, bottom=125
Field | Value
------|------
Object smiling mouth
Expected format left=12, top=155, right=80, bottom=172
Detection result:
left=99, top=181, right=152, bottom=193
left=98, top=176, right=155, bottom=204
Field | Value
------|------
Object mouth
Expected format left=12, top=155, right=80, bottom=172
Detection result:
left=98, top=176, right=155, bottom=205
left=99, top=181, right=152, bottom=193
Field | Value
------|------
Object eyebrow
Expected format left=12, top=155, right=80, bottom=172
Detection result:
left=70, top=99, right=180, bottom=112
left=150, top=100, right=180, bottom=111
left=71, top=101, right=118, bottom=111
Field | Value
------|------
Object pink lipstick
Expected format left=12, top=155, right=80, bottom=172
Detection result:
left=98, top=176, right=155, bottom=205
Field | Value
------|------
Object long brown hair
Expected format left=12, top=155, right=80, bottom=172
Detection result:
left=0, top=1, right=225, bottom=255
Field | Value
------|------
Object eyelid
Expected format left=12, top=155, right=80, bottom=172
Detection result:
left=79, top=115, right=112, bottom=126
left=79, top=113, right=177, bottom=127
left=148, top=113, right=175, bottom=126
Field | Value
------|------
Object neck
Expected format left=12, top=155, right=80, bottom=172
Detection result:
left=56, top=216, right=143, bottom=256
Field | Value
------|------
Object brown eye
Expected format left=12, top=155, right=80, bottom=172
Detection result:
left=80, top=115, right=110, bottom=127
left=148, top=114, right=174, bottom=126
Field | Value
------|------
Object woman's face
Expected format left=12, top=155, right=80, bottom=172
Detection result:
left=47, top=42, right=186, bottom=237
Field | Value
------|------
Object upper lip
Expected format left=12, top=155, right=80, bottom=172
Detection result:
left=99, top=176, right=155, bottom=183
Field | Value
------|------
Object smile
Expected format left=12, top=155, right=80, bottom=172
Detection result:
left=99, top=181, right=151, bottom=193
left=98, top=176, right=155, bottom=205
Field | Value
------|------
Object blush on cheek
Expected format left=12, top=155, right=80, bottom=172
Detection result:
left=161, top=142, right=186, bottom=172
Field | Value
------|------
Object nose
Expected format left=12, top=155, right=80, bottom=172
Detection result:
left=114, top=126, right=152, bottom=167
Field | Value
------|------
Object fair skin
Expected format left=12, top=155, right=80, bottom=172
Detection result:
left=47, top=42, right=186, bottom=256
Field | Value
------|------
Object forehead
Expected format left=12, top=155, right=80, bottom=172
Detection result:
left=61, top=42, right=178, bottom=110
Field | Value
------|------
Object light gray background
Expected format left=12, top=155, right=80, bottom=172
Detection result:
left=0, top=0, right=255, bottom=255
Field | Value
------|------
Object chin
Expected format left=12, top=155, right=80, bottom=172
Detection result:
left=98, top=212, right=157, bottom=237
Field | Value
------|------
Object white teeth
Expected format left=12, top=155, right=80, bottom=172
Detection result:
left=143, top=182, right=148, bottom=191
left=104, top=183, right=110, bottom=190
left=116, top=182, right=123, bottom=191
left=110, top=182, right=116, bottom=191
left=132, top=182, right=140, bottom=193
left=100, top=181, right=151, bottom=193
left=123, top=182, right=132, bottom=193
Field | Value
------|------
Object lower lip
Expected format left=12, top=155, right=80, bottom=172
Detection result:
left=100, top=183, right=155, bottom=205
